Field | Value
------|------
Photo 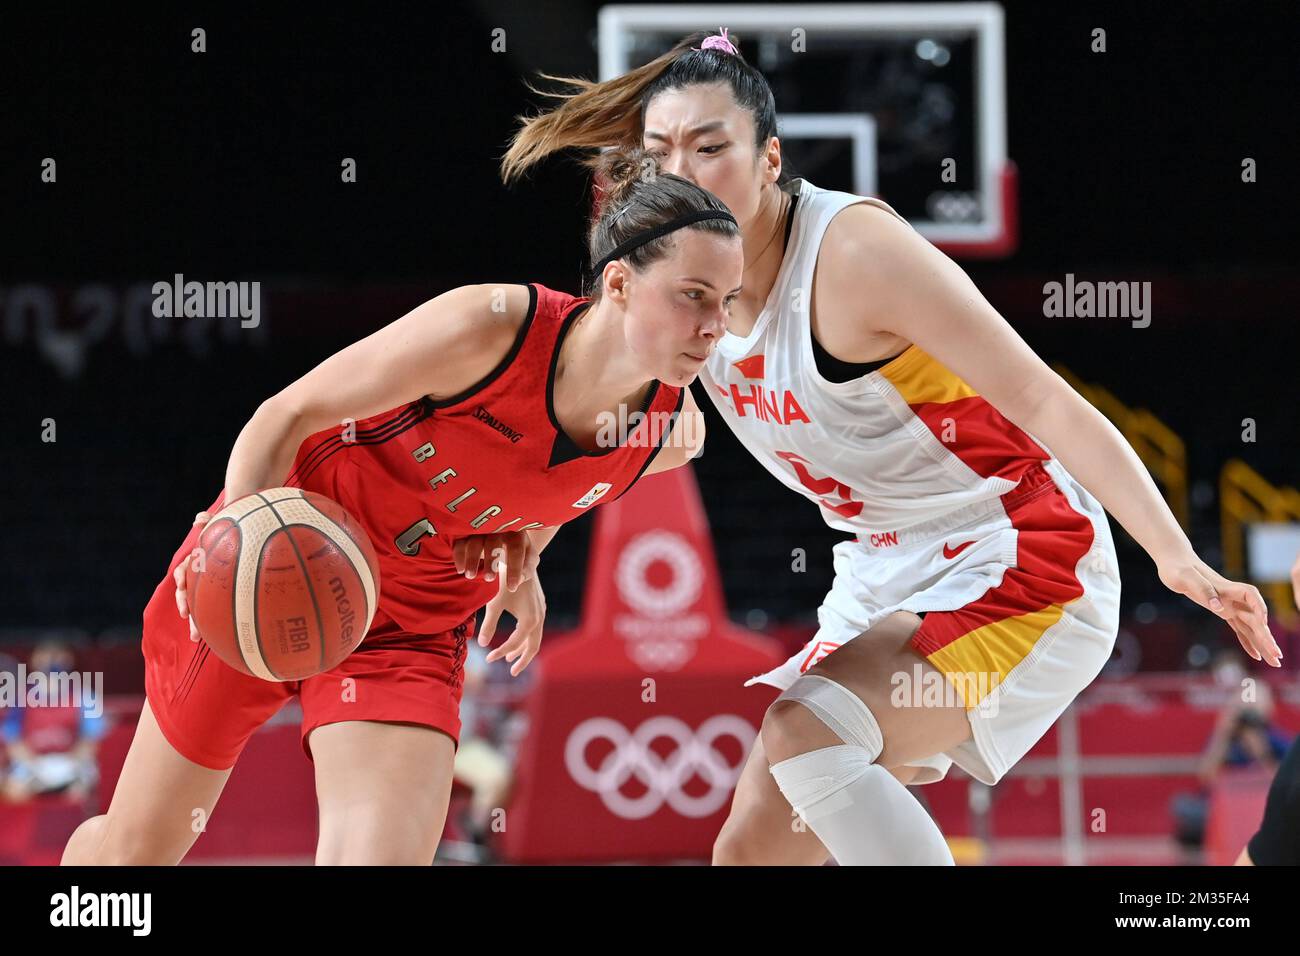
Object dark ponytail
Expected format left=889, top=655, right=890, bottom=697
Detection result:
left=502, top=30, right=789, bottom=187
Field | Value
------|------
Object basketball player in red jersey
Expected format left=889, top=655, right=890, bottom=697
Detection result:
left=502, top=31, right=1283, bottom=864
left=60, top=150, right=743, bottom=865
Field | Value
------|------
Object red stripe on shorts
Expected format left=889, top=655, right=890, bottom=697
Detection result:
left=910, top=464, right=1095, bottom=657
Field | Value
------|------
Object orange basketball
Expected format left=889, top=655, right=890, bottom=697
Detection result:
left=183, top=488, right=381, bottom=681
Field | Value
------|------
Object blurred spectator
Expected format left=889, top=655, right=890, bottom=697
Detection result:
left=449, top=642, right=516, bottom=855
left=1170, top=651, right=1291, bottom=850
left=2, top=642, right=105, bottom=803
left=0, top=650, right=18, bottom=793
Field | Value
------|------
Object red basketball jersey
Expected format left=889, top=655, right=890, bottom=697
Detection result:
left=281, top=282, right=685, bottom=634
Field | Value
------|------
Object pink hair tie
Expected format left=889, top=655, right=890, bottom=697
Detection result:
left=697, top=27, right=738, bottom=55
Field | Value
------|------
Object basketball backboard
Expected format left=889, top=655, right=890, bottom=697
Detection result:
left=598, top=3, right=1017, bottom=258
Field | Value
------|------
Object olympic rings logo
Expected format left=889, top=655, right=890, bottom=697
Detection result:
left=616, top=531, right=703, bottom=619
left=627, top=638, right=694, bottom=672
left=564, top=715, right=755, bottom=820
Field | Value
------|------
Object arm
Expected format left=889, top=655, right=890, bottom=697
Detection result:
left=73, top=710, right=107, bottom=761
left=453, top=524, right=558, bottom=588
left=4, top=709, right=35, bottom=766
left=1238, top=728, right=1280, bottom=770
left=1198, top=708, right=1240, bottom=785
left=817, top=203, right=1280, bottom=665
left=223, top=283, right=529, bottom=501
left=527, top=526, right=560, bottom=554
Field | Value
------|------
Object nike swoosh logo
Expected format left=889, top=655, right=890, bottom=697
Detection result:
left=943, top=540, right=976, bottom=559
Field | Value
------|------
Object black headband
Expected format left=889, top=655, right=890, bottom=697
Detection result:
left=589, top=209, right=738, bottom=277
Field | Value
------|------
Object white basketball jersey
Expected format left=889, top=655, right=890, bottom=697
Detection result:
left=699, top=178, right=1063, bottom=537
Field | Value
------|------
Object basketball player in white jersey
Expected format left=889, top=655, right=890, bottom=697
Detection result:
left=501, top=29, right=1282, bottom=865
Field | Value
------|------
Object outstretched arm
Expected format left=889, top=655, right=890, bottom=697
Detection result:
left=818, top=203, right=1280, bottom=666
left=223, top=283, right=527, bottom=502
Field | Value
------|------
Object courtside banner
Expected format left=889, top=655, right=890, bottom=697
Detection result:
left=501, top=464, right=786, bottom=863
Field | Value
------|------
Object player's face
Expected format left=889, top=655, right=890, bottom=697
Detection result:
left=642, top=83, right=774, bottom=228
left=624, top=230, right=743, bottom=386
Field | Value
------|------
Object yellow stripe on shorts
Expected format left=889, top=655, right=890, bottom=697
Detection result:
left=924, top=603, right=1066, bottom=707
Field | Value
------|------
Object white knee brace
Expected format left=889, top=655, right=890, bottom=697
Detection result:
left=767, top=675, right=955, bottom=864
left=769, top=675, right=882, bottom=821
left=775, top=673, right=883, bottom=756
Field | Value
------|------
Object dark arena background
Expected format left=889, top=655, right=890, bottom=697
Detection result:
left=2, top=0, right=1298, bottom=882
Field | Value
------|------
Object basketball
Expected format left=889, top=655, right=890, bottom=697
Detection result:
left=183, top=488, right=382, bottom=682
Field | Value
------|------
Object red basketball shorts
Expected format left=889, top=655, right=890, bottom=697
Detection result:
left=141, top=493, right=474, bottom=771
